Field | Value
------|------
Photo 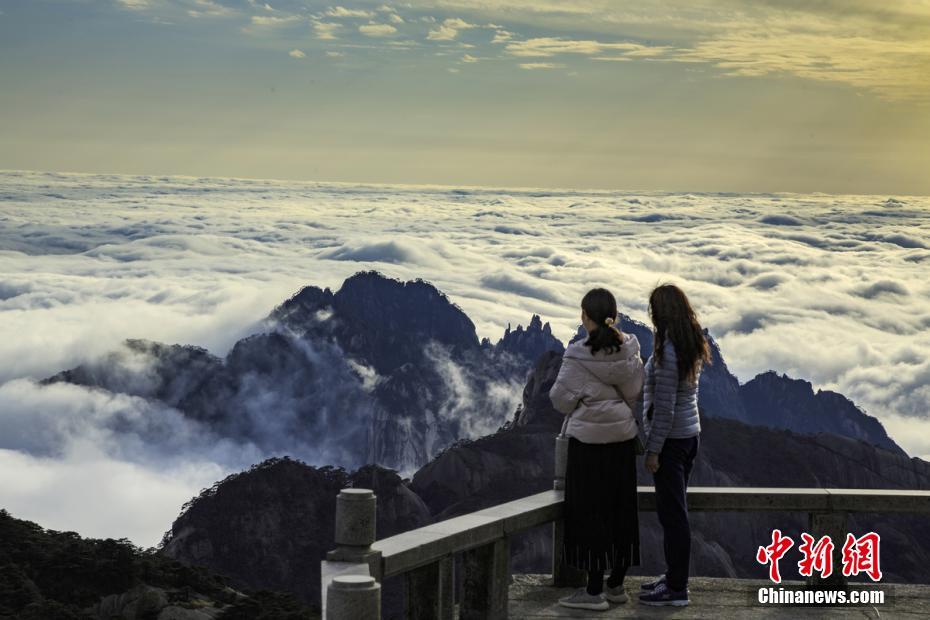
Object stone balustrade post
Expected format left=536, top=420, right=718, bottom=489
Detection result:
left=552, top=434, right=585, bottom=587
left=327, top=488, right=382, bottom=578
left=461, top=537, right=510, bottom=620
left=404, top=556, right=454, bottom=620
left=326, top=575, right=381, bottom=620
left=553, top=434, right=569, bottom=491
left=808, top=511, right=849, bottom=589
left=335, top=488, right=377, bottom=548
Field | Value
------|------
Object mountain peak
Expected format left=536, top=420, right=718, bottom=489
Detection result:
left=265, top=284, right=335, bottom=332
left=331, top=271, right=480, bottom=372
left=751, top=370, right=815, bottom=395
left=529, top=314, right=543, bottom=332
left=264, top=271, right=481, bottom=374
left=740, top=371, right=903, bottom=455
left=494, top=314, right=564, bottom=364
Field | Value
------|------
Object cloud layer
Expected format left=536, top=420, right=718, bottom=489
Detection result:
left=1, top=169, right=929, bottom=545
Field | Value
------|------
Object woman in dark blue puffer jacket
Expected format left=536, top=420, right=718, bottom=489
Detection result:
left=639, top=284, right=711, bottom=608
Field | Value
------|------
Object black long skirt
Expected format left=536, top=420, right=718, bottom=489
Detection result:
left=562, top=436, right=641, bottom=572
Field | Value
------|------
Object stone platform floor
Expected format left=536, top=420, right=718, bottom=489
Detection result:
left=508, top=574, right=930, bottom=619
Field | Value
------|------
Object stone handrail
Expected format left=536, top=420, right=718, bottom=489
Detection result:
left=321, top=444, right=930, bottom=619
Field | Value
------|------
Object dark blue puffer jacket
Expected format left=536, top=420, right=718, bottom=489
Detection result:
left=643, top=338, right=701, bottom=454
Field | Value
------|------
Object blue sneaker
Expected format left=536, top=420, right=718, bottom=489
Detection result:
left=638, top=582, right=689, bottom=606
left=640, top=574, right=666, bottom=591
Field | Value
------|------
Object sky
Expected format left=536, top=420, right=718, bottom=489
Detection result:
left=1, top=0, right=930, bottom=194
left=1, top=170, right=929, bottom=546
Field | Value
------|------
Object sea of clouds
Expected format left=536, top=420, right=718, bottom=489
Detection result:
left=1, top=169, right=928, bottom=546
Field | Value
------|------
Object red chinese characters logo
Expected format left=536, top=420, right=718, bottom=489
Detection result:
left=757, top=530, right=882, bottom=583
left=756, top=529, right=794, bottom=583
left=798, top=533, right=834, bottom=579
left=841, top=532, right=883, bottom=582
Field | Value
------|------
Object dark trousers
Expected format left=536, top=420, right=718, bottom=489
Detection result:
left=586, top=563, right=627, bottom=595
left=653, top=435, right=699, bottom=592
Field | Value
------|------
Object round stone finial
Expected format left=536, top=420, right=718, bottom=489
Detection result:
left=327, top=574, right=381, bottom=619
left=335, top=487, right=377, bottom=547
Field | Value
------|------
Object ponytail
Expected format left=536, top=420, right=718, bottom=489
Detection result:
left=581, top=289, right=624, bottom=355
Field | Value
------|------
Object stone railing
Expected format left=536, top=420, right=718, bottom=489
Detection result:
left=321, top=440, right=930, bottom=619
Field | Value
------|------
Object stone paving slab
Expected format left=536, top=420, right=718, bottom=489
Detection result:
left=508, top=574, right=930, bottom=619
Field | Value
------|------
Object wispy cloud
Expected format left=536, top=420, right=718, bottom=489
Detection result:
left=251, top=14, right=302, bottom=26
left=359, top=22, right=397, bottom=37
left=102, top=0, right=930, bottom=101
left=518, top=62, right=563, bottom=70
left=431, top=1, right=930, bottom=100
left=427, top=17, right=478, bottom=41
left=325, top=6, right=374, bottom=19
left=186, top=0, right=234, bottom=19
left=288, top=48, right=305, bottom=58
left=506, top=37, right=669, bottom=58
left=313, top=20, right=341, bottom=40
left=492, top=29, right=513, bottom=43
left=672, top=28, right=930, bottom=101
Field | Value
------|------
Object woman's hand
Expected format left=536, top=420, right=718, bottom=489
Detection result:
left=645, top=452, right=660, bottom=473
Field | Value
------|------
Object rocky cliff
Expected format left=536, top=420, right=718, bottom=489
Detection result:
left=740, top=370, right=903, bottom=454
left=158, top=344, right=929, bottom=614
left=42, top=271, right=564, bottom=473
left=159, top=457, right=431, bottom=614
left=160, top=458, right=430, bottom=605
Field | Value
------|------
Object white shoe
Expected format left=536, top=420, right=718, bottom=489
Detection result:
left=605, top=584, right=628, bottom=603
left=558, top=587, right=609, bottom=611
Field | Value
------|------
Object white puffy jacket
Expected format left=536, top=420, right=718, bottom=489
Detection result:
left=548, top=331, right=645, bottom=444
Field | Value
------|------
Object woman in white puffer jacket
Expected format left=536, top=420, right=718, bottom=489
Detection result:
left=549, top=287, right=645, bottom=611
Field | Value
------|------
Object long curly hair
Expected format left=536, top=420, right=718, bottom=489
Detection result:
left=581, top=288, right=624, bottom=355
left=648, top=284, right=711, bottom=383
